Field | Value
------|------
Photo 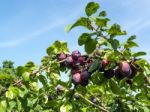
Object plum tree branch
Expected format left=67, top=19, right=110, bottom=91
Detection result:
left=77, top=93, right=109, bottom=112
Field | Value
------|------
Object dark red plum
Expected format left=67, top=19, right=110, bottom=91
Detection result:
left=58, top=52, right=66, bottom=61
left=72, top=73, right=81, bottom=85
left=118, top=61, right=132, bottom=77
left=114, top=68, right=125, bottom=80
left=78, top=56, right=86, bottom=65
left=72, top=50, right=81, bottom=60
left=104, top=69, right=114, bottom=79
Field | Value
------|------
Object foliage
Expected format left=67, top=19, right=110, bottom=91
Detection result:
left=0, top=2, right=150, bottom=112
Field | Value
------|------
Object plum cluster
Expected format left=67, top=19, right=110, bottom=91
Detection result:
left=100, top=58, right=139, bottom=84
left=57, top=50, right=92, bottom=86
left=57, top=51, right=139, bottom=86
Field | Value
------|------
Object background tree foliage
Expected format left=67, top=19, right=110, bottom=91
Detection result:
left=0, top=2, right=150, bottom=112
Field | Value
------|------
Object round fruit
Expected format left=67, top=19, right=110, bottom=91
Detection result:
left=104, top=69, right=114, bottom=79
left=128, top=64, right=138, bottom=79
left=72, top=50, right=81, bottom=60
left=72, top=73, right=81, bottom=85
left=118, top=61, right=132, bottom=77
left=55, top=85, right=64, bottom=92
left=48, top=95, right=55, bottom=100
left=79, top=70, right=91, bottom=86
left=80, top=70, right=91, bottom=81
left=58, top=52, right=66, bottom=61
left=99, top=59, right=109, bottom=72
left=64, top=56, right=74, bottom=67
left=78, top=56, right=86, bottom=65
left=114, top=68, right=125, bottom=80
left=102, top=59, right=109, bottom=67
left=91, top=97, right=97, bottom=104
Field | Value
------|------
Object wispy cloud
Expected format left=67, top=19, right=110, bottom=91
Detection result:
left=0, top=6, right=82, bottom=48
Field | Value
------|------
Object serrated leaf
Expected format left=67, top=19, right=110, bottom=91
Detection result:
left=0, top=100, right=7, bottom=112
left=47, top=41, right=69, bottom=55
left=133, top=52, right=146, bottom=57
left=108, top=24, right=126, bottom=37
left=124, top=41, right=138, bottom=48
left=66, top=17, right=93, bottom=32
left=96, top=18, right=109, bottom=27
left=78, top=33, right=91, bottom=46
left=85, top=2, right=100, bottom=16
left=85, top=39, right=97, bottom=54
left=109, top=80, right=123, bottom=95
left=127, top=35, right=136, bottom=41
left=89, top=59, right=100, bottom=73
left=99, top=11, right=107, bottom=17
left=38, top=75, right=48, bottom=88
left=22, top=72, right=30, bottom=81
left=6, top=86, right=19, bottom=99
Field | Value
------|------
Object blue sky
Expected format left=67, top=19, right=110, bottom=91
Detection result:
left=0, top=0, right=150, bottom=66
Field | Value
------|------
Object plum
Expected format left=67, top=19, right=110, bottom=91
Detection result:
left=104, top=69, right=114, bottom=79
left=57, top=52, right=66, bottom=61
left=91, top=97, right=97, bottom=104
left=118, top=61, right=132, bottom=77
left=72, top=73, right=81, bottom=85
left=80, top=70, right=91, bottom=86
left=99, top=59, right=109, bottom=72
left=55, top=84, right=64, bottom=92
left=72, top=50, right=81, bottom=60
left=114, top=68, right=125, bottom=80
left=78, top=56, right=86, bottom=65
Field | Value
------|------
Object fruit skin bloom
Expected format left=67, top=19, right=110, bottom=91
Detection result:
left=58, top=52, right=66, bottom=61
left=72, top=73, right=81, bottom=84
left=119, top=61, right=132, bottom=76
left=72, top=50, right=81, bottom=60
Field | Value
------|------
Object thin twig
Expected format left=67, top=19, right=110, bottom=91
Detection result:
left=77, top=93, right=109, bottom=112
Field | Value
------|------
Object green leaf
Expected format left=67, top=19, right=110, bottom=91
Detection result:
left=133, top=51, right=146, bottom=57
left=89, top=59, right=100, bottom=73
left=85, top=38, right=97, bottom=54
left=66, top=17, right=93, bottom=32
left=0, top=100, right=7, bottom=112
left=5, top=86, right=19, bottom=99
left=0, top=73, right=14, bottom=80
left=65, top=24, right=73, bottom=33
left=47, top=41, right=69, bottom=55
left=78, top=33, right=91, bottom=46
left=127, top=35, right=136, bottom=41
left=124, top=41, right=138, bottom=48
left=99, top=11, right=107, bottom=17
left=22, top=72, right=30, bottom=81
left=38, top=75, right=48, bottom=87
left=8, top=101, right=16, bottom=111
left=96, top=18, right=109, bottom=27
left=109, top=80, right=123, bottom=95
left=108, top=24, right=126, bottom=37
left=108, top=39, right=120, bottom=50
left=85, top=2, right=100, bottom=16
